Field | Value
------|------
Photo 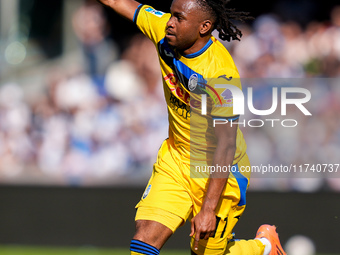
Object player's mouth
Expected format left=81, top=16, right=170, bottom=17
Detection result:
left=166, top=30, right=176, bottom=39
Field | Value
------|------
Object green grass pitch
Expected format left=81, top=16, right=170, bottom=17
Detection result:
left=0, top=246, right=186, bottom=255
left=0, top=246, right=338, bottom=255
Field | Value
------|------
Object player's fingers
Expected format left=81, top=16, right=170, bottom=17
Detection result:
left=199, top=232, right=205, bottom=239
left=209, top=231, right=215, bottom=237
left=190, top=220, right=195, bottom=237
left=194, top=229, right=201, bottom=251
left=203, top=232, right=211, bottom=240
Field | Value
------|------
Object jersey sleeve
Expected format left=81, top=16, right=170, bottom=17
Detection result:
left=206, top=68, right=242, bottom=118
left=133, top=4, right=170, bottom=44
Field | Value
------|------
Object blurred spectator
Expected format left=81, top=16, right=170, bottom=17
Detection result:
left=72, top=1, right=119, bottom=93
left=0, top=3, right=339, bottom=191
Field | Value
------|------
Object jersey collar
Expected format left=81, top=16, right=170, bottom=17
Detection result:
left=182, top=38, right=213, bottom=59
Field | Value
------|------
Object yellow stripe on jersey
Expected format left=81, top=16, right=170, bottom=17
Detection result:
left=135, top=5, right=247, bottom=165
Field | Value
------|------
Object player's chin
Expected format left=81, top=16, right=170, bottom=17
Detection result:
left=165, top=34, right=177, bottom=45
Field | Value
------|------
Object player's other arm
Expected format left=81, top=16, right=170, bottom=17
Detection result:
left=96, top=0, right=141, bottom=22
left=190, top=121, right=238, bottom=251
left=202, top=120, right=238, bottom=205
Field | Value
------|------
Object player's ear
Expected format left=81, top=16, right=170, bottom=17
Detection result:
left=200, top=20, right=213, bottom=35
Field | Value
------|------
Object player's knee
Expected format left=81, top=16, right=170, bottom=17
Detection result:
left=133, top=220, right=151, bottom=242
left=131, top=221, right=162, bottom=253
left=132, top=220, right=173, bottom=249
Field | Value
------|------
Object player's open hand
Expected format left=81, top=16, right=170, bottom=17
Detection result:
left=189, top=209, right=216, bottom=251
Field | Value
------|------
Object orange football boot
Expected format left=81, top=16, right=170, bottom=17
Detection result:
left=255, top=224, right=286, bottom=255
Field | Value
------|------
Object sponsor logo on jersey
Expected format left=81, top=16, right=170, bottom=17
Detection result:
left=164, top=73, right=190, bottom=119
left=165, top=73, right=190, bottom=104
left=145, top=7, right=165, bottom=17
left=169, top=94, right=190, bottom=119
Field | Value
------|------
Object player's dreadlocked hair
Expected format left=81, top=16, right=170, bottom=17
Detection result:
left=196, top=0, right=252, bottom=42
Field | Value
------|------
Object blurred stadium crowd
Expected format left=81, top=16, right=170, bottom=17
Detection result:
left=0, top=2, right=339, bottom=191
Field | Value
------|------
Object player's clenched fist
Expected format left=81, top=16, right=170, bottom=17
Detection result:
left=95, top=0, right=140, bottom=22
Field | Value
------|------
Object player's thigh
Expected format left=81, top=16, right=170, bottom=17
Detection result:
left=135, top=169, right=193, bottom=230
left=134, top=172, right=192, bottom=249
left=136, top=142, right=193, bottom=231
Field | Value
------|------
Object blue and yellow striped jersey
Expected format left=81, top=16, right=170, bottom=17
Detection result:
left=134, top=5, right=247, bottom=165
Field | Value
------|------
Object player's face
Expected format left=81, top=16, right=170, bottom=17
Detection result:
left=166, top=0, right=203, bottom=52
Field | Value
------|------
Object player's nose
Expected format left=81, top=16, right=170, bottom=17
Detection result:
left=166, top=16, right=175, bottom=29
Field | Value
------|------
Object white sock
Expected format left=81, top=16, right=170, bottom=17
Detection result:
left=256, top=237, right=272, bottom=255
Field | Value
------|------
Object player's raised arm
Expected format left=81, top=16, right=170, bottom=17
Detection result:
left=96, top=0, right=141, bottom=22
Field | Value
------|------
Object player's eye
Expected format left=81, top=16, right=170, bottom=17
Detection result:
left=176, top=15, right=183, bottom=21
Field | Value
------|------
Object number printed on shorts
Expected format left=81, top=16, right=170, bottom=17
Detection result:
left=213, top=216, right=228, bottom=239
